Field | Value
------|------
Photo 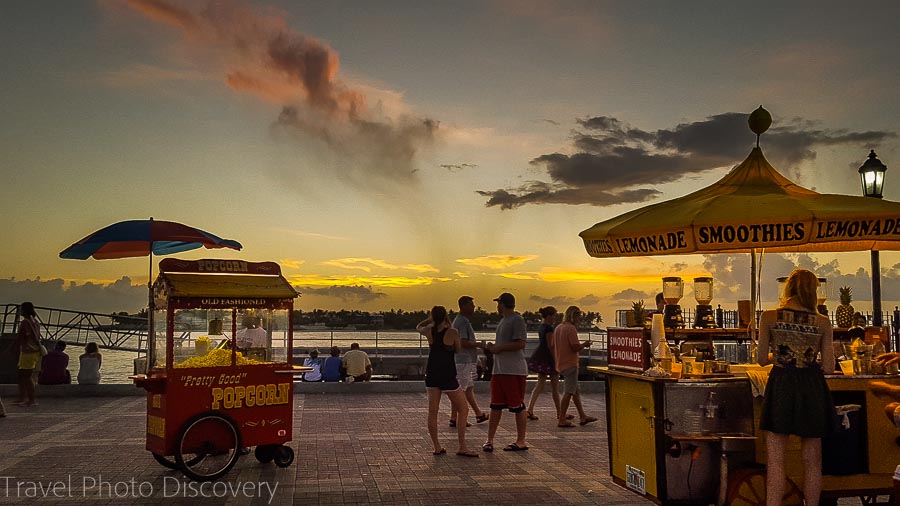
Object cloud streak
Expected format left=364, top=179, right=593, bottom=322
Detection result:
left=456, top=254, right=538, bottom=269
left=321, top=258, right=439, bottom=273
left=479, top=112, right=895, bottom=209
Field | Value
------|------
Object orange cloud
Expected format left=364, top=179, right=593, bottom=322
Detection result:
left=456, top=254, right=539, bottom=269
left=321, top=258, right=439, bottom=273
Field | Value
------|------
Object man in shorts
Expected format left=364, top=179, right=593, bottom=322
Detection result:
left=483, top=292, right=529, bottom=452
left=549, top=306, right=598, bottom=428
left=450, top=296, right=489, bottom=427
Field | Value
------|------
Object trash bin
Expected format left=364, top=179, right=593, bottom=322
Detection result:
left=822, top=404, right=866, bottom=475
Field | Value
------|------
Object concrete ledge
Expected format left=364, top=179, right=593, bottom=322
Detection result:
left=0, top=379, right=607, bottom=397
left=0, top=383, right=147, bottom=397
left=294, top=379, right=607, bottom=395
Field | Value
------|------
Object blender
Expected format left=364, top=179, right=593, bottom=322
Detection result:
left=693, top=276, right=716, bottom=328
left=662, top=276, right=684, bottom=328
left=816, top=277, right=829, bottom=316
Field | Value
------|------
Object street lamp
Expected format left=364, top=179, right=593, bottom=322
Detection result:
left=858, top=150, right=888, bottom=326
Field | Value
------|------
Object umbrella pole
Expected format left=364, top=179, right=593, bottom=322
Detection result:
left=146, top=250, right=153, bottom=374
left=750, top=249, right=758, bottom=354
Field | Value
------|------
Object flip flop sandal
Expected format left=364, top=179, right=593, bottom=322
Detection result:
left=433, top=448, right=447, bottom=455
left=449, top=420, right=472, bottom=428
left=456, top=451, right=480, bottom=458
left=526, top=411, right=539, bottom=420
left=557, top=423, right=576, bottom=428
left=475, top=413, right=489, bottom=423
left=579, top=417, right=598, bottom=426
left=481, top=442, right=494, bottom=452
left=502, top=443, right=529, bottom=451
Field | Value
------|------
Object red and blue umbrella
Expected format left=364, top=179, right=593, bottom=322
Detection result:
left=59, top=218, right=242, bottom=373
left=59, top=218, right=242, bottom=260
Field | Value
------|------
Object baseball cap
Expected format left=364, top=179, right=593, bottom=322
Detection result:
left=493, top=292, right=515, bottom=308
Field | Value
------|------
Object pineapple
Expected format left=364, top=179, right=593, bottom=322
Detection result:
left=631, top=300, right=646, bottom=327
left=836, top=286, right=854, bottom=328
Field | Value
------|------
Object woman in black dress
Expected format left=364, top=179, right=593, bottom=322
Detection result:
left=526, top=306, right=562, bottom=420
left=416, top=306, right=478, bottom=457
left=758, top=269, right=835, bottom=504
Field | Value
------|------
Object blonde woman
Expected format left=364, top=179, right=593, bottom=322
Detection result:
left=758, top=269, right=835, bottom=505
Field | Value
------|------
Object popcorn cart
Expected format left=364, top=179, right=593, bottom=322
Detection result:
left=132, top=258, right=306, bottom=481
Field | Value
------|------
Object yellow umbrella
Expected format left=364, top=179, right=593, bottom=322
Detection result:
left=580, top=146, right=900, bottom=257
left=579, top=108, right=900, bottom=333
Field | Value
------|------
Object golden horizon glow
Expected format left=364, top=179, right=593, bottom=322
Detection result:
left=321, top=258, right=440, bottom=273
left=456, top=255, right=539, bottom=269
left=289, top=273, right=452, bottom=288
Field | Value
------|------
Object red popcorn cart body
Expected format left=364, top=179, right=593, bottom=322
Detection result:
left=133, top=258, right=307, bottom=481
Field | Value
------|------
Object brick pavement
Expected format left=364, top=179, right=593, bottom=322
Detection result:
left=0, top=390, right=653, bottom=505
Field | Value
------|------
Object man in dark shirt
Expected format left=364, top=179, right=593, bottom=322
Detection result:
left=38, top=340, right=71, bottom=385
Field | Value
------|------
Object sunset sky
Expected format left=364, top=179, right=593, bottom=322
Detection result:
left=3, top=1, right=900, bottom=322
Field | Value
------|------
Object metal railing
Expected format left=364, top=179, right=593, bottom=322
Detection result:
left=292, top=328, right=609, bottom=359
left=1, top=304, right=148, bottom=352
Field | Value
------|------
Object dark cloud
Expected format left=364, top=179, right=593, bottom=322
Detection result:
left=0, top=277, right=146, bottom=314
left=440, top=163, right=478, bottom=172
left=542, top=119, right=560, bottom=126
left=299, top=285, right=387, bottom=303
left=609, top=288, right=654, bottom=303
left=528, top=294, right=603, bottom=310
left=480, top=112, right=895, bottom=209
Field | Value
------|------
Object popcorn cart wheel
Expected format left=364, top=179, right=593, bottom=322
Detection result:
left=175, top=411, right=242, bottom=481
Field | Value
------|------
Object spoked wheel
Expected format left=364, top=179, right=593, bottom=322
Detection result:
left=154, top=452, right=205, bottom=470
left=255, top=445, right=276, bottom=464
left=175, top=412, right=242, bottom=481
left=152, top=453, right=179, bottom=470
left=273, top=445, right=295, bottom=468
left=726, top=467, right=803, bottom=505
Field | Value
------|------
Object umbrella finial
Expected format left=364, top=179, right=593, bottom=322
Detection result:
left=748, top=105, right=772, bottom=147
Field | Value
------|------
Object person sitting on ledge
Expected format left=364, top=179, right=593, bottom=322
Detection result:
left=38, top=340, right=71, bottom=385
left=342, top=343, right=371, bottom=382
left=302, top=349, right=324, bottom=382
left=322, top=346, right=343, bottom=382
left=77, top=342, right=102, bottom=385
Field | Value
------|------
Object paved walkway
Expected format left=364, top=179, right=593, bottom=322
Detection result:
left=0, top=390, right=651, bottom=505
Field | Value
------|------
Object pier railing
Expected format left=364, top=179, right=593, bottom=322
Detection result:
left=1, top=304, right=147, bottom=352
left=1, top=303, right=610, bottom=358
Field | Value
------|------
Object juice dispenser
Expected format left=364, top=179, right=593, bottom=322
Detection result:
left=693, top=276, right=716, bottom=328
left=662, top=276, right=684, bottom=328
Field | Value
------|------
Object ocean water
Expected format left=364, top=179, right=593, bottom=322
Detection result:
left=87, top=330, right=607, bottom=383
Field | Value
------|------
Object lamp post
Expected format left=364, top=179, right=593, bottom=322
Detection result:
left=858, top=150, right=888, bottom=327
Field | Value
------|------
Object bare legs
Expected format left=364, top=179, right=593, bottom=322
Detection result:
left=427, top=388, right=443, bottom=453
left=527, top=374, right=561, bottom=418
left=558, top=391, right=591, bottom=425
left=485, top=408, right=527, bottom=448
left=450, top=387, right=484, bottom=423
left=800, top=437, right=822, bottom=505
left=427, top=387, right=472, bottom=455
left=765, top=432, right=787, bottom=505
left=766, top=432, right=821, bottom=505
left=16, top=369, right=35, bottom=405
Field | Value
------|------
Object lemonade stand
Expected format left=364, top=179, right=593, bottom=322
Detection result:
left=132, top=258, right=306, bottom=481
